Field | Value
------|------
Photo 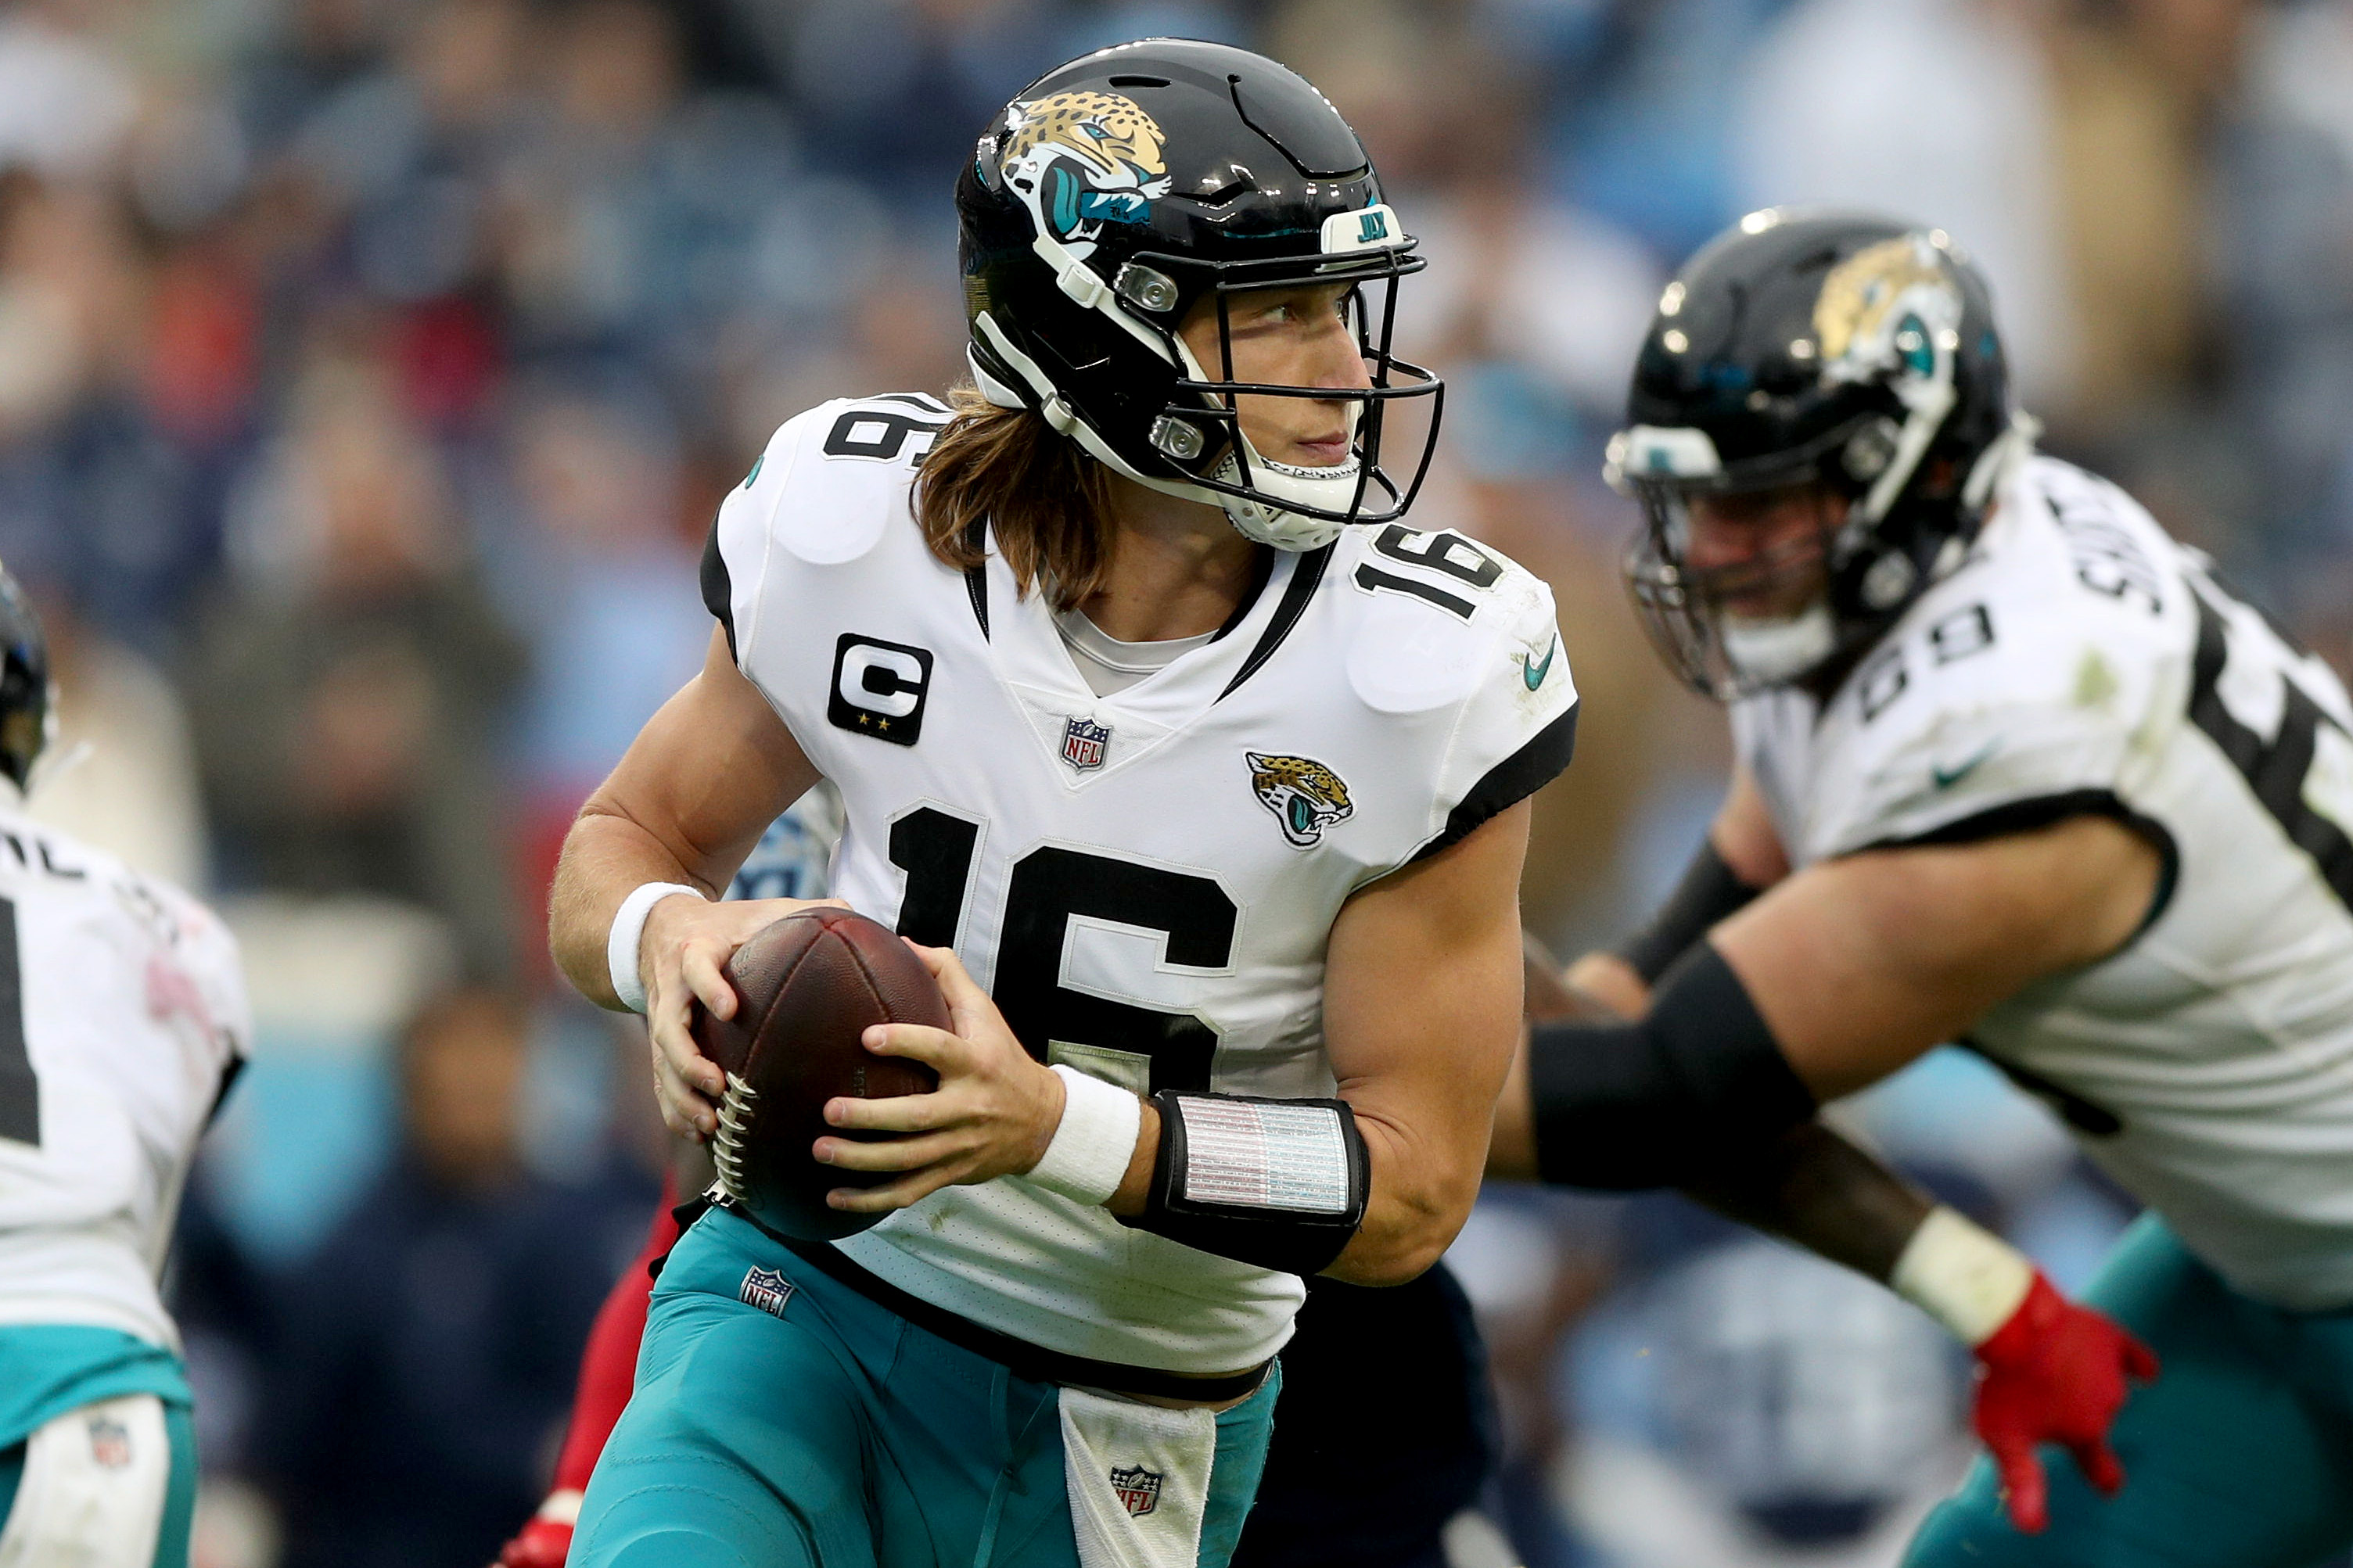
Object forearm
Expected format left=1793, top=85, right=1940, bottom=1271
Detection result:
left=549, top=804, right=723, bottom=1008
left=1106, top=1099, right=1159, bottom=1215
left=1529, top=1006, right=2034, bottom=1344
left=1324, top=1111, right=1475, bottom=1285
left=1681, top=1120, right=1932, bottom=1283
left=551, top=626, right=824, bottom=1009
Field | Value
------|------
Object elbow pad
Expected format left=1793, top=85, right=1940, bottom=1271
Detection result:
left=1124, top=1093, right=1370, bottom=1277
left=1529, top=944, right=1815, bottom=1189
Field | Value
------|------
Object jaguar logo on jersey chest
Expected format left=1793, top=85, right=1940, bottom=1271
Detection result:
left=1061, top=716, right=1111, bottom=772
left=1246, top=752, right=1354, bottom=847
left=829, top=634, right=933, bottom=746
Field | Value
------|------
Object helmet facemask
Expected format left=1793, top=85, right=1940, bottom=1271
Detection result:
left=1158, top=258, right=1442, bottom=549
left=1622, top=468, right=1850, bottom=699
left=972, top=230, right=1443, bottom=552
left=1615, top=397, right=2036, bottom=701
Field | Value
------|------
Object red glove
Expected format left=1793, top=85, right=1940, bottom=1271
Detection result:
left=1894, top=1207, right=2159, bottom=1535
left=496, top=1506, right=576, bottom=1568
left=1969, top=1273, right=2159, bottom=1534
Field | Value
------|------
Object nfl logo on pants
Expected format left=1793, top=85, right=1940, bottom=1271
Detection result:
left=1108, top=1464, right=1162, bottom=1517
left=1062, top=716, right=1110, bottom=772
left=87, top=1416, right=131, bottom=1469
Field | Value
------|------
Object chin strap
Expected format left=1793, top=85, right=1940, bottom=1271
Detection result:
left=970, top=312, right=1353, bottom=551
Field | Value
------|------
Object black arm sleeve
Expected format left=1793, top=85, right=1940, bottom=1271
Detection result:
left=1529, top=943, right=1816, bottom=1189
left=1611, top=837, right=1762, bottom=984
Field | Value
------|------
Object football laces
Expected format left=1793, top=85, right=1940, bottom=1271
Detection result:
left=712, top=1075, right=760, bottom=1204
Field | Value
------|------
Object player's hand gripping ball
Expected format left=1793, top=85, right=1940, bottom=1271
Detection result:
left=692, top=908, right=944, bottom=1240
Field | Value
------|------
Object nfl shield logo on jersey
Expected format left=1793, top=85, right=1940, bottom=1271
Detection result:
left=1108, top=1464, right=1162, bottom=1517
left=1061, top=716, right=1112, bottom=773
left=738, top=1266, right=795, bottom=1319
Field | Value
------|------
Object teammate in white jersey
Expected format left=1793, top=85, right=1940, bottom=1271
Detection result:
left=0, top=571, right=250, bottom=1567
left=548, top=40, right=1576, bottom=1568
left=1490, top=210, right=2353, bottom=1566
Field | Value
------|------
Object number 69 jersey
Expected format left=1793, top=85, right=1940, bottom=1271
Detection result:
left=705, top=396, right=1578, bottom=1372
left=0, top=810, right=249, bottom=1351
left=1735, top=454, right=2353, bottom=1311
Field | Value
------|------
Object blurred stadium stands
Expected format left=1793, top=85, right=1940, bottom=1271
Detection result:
left=2, top=0, right=2346, bottom=1562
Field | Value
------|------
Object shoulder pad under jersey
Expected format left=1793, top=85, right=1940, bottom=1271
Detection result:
left=703, top=395, right=954, bottom=662
left=1797, top=457, right=2192, bottom=859
left=1327, top=523, right=1579, bottom=861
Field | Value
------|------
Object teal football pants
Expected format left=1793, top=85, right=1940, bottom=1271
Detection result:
left=573, top=1207, right=1280, bottom=1567
left=1906, top=1213, right=2353, bottom=1568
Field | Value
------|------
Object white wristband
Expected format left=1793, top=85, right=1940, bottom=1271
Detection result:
left=1026, top=1065, right=1143, bottom=1207
left=607, top=882, right=705, bottom=1014
left=1891, top=1205, right=2036, bottom=1346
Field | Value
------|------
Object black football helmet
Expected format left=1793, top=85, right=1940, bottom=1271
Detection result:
left=1607, top=210, right=2032, bottom=698
left=0, top=568, right=48, bottom=792
left=957, top=38, right=1442, bottom=551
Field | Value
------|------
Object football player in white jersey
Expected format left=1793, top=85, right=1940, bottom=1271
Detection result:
left=547, top=40, right=1577, bottom=1568
left=0, top=571, right=250, bottom=1567
left=1490, top=210, right=2353, bottom=1566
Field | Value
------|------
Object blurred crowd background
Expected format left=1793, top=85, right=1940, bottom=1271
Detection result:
left=4, top=0, right=2351, bottom=1562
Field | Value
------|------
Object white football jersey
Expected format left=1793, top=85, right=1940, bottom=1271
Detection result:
left=0, top=807, right=249, bottom=1349
left=706, top=395, right=1578, bottom=1372
left=1736, top=454, right=2353, bottom=1310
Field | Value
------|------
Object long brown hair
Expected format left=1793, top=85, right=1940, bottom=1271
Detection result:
left=913, top=386, right=1119, bottom=611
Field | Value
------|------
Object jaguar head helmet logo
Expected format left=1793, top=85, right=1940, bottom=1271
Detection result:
left=1247, top=752, right=1354, bottom=848
left=1812, top=234, right=1964, bottom=393
left=1006, top=90, right=1166, bottom=183
left=1000, top=90, right=1173, bottom=258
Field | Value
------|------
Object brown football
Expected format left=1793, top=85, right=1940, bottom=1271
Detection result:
left=692, top=907, right=947, bottom=1240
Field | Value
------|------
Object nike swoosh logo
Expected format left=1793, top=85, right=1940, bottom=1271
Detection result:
left=1932, top=740, right=2001, bottom=790
left=1524, top=637, right=1558, bottom=691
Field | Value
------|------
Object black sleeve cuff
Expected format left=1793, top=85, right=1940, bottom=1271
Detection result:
left=702, top=515, right=737, bottom=662
left=1412, top=701, right=1579, bottom=863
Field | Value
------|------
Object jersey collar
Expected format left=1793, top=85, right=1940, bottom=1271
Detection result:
left=979, top=526, right=1329, bottom=785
